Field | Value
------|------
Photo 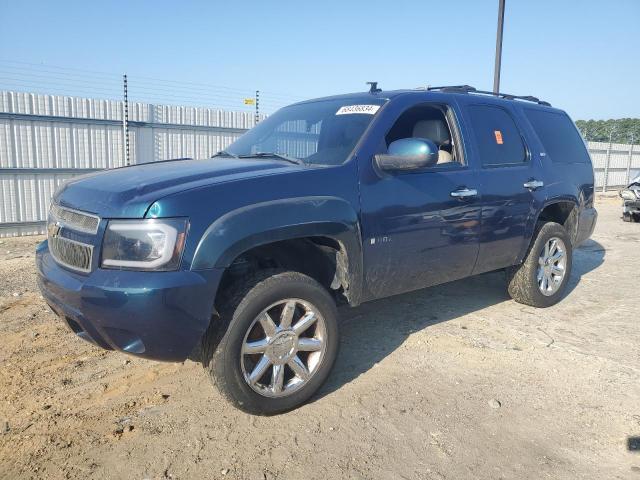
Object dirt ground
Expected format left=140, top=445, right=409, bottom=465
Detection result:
left=0, top=197, right=639, bottom=480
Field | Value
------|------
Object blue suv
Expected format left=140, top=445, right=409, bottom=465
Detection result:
left=37, top=85, right=597, bottom=414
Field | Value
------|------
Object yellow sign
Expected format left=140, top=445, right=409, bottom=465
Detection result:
left=244, top=98, right=255, bottom=105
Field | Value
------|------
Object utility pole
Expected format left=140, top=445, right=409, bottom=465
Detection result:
left=122, top=74, right=130, bottom=166
left=493, top=0, right=506, bottom=94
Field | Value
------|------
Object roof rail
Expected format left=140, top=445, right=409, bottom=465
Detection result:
left=428, top=85, right=477, bottom=93
left=427, top=85, right=551, bottom=107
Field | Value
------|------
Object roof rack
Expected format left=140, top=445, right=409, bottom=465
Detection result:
left=427, top=85, right=551, bottom=107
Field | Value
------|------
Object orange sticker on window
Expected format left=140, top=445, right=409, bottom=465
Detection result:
left=494, top=130, right=504, bottom=144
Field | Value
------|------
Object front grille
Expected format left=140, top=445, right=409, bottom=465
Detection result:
left=50, top=204, right=100, bottom=234
left=48, top=234, right=94, bottom=273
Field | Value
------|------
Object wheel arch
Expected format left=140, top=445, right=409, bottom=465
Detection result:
left=518, top=196, right=579, bottom=263
left=191, top=196, right=364, bottom=306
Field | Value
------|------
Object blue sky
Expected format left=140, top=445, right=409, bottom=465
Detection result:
left=0, top=0, right=638, bottom=119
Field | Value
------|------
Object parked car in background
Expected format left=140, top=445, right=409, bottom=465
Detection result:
left=37, top=84, right=597, bottom=414
left=620, top=170, right=640, bottom=222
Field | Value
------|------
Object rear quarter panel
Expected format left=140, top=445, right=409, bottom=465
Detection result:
left=512, top=104, right=595, bottom=257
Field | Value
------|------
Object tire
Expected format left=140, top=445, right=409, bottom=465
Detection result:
left=623, top=213, right=632, bottom=222
left=202, top=270, right=339, bottom=415
left=507, top=222, right=573, bottom=308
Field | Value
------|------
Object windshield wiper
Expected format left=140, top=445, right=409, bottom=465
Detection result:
left=211, top=150, right=239, bottom=158
left=238, top=152, right=303, bottom=165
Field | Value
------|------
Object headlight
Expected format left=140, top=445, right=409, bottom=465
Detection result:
left=101, top=218, right=187, bottom=271
left=620, top=189, right=637, bottom=201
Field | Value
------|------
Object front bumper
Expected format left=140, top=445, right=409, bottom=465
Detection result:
left=36, top=240, right=223, bottom=362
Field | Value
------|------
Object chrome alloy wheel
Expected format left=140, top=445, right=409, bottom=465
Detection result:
left=240, top=299, right=327, bottom=398
left=537, top=236, right=568, bottom=296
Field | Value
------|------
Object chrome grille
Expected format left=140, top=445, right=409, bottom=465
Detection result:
left=48, top=235, right=94, bottom=273
left=50, top=204, right=100, bottom=234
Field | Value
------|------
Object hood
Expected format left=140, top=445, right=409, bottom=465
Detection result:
left=54, top=157, right=298, bottom=218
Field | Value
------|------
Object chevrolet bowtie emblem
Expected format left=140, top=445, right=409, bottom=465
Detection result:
left=48, top=222, right=62, bottom=238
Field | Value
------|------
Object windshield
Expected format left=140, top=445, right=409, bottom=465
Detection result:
left=223, top=98, right=387, bottom=166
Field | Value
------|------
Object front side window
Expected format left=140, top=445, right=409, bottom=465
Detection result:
left=224, top=99, right=386, bottom=166
left=467, top=105, right=526, bottom=167
left=385, top=103, right=463, bottom=167
left=524, top=109, right=590, bottom=164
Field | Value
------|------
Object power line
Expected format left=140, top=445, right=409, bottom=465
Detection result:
left=259, top=90, right=306, bottom=101
left=0, top=68, right=118, bottom=83
left=0, top=69, right=251, bottom=98
left=0, top=80, right=123, bottom=98
left=0, top=59, right=121, bottom=77
left=0, top=59, right=303, bottom=101
left=0, top=73, right=122, bottom=91
left=0, top=84, right=285, bottom=113
left=0, top=86, right=281, bottom=113
left=0, top=72, right=266, bottom=107
left=0, top=60, right=298, bottom=113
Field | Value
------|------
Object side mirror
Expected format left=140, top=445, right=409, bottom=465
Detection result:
left=374, top=138, right=439, bottom=173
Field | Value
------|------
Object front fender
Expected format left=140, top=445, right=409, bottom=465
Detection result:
left=191, top=196, right=363, bottom=304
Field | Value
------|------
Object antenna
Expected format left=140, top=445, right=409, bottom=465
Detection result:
left=366, top=82, right=381, bottom=94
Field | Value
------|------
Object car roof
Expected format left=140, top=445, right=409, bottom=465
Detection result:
left=292, top=88, right=565, bottom=115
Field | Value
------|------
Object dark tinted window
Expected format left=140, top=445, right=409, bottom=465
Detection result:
left=468, top=105, right=526, bottom=166
left=525, top=109, right=590, bottom=163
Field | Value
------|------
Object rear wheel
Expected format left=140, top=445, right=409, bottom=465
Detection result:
left=203, top=270, right=338, bottom=415
left=507, top=222, right=573, bottom=308
left=623, top=212, right=632, bottom=222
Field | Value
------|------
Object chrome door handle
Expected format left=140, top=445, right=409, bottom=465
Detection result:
left=523, top=180, right=544, bottom=190
left=450, top=188, right=478, bottom=198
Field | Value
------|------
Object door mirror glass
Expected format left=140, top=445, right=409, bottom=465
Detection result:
left=375, top=138, right=439, bottom=172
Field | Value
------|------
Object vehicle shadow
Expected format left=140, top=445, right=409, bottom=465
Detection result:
left=565, top=238, right=606, bottom=295
left=314, top=239, right=606, bottom=400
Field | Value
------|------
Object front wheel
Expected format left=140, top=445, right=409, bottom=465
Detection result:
left=203, top=271, right=339, bottom=415
left=507, top=222, right=573, bottom=308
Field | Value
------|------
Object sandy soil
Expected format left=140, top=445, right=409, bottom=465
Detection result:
left=1, top=197, right=639, bottom=480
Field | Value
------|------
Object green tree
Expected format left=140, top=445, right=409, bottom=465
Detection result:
left=575, top=118, right=640, bottom=143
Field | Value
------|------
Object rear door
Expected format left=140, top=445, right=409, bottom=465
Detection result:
left=461, top=102, right=545, bottom=274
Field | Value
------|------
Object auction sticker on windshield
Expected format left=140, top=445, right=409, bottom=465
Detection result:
left=336, top=105, right=381, bottom=115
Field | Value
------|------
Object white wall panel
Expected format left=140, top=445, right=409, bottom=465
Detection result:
left=0, top=173, right=75, bottom=232
left=0, top=90, right=259, bottom=236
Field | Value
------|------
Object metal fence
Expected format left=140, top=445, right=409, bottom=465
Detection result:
left=0, top=90, right=262, bottom=236
left=588, top=141, right=639, bottom=192
left=1, top=90, right=639, bottom=237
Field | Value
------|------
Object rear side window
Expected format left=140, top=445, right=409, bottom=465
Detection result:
left=525, top=109, right=590, bottom=164
left=467, top=105, right=526, bottom=166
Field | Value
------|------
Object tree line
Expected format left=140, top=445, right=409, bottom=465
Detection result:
left=575, top=118, right=640, bottom=144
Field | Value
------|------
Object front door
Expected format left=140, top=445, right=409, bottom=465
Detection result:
left=358, top=100, right=481, bottom=300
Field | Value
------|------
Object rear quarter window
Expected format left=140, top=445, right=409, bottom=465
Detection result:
left=524, top=109, right=590, bottom=164
left=467, top=105, right=526, bottom=167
